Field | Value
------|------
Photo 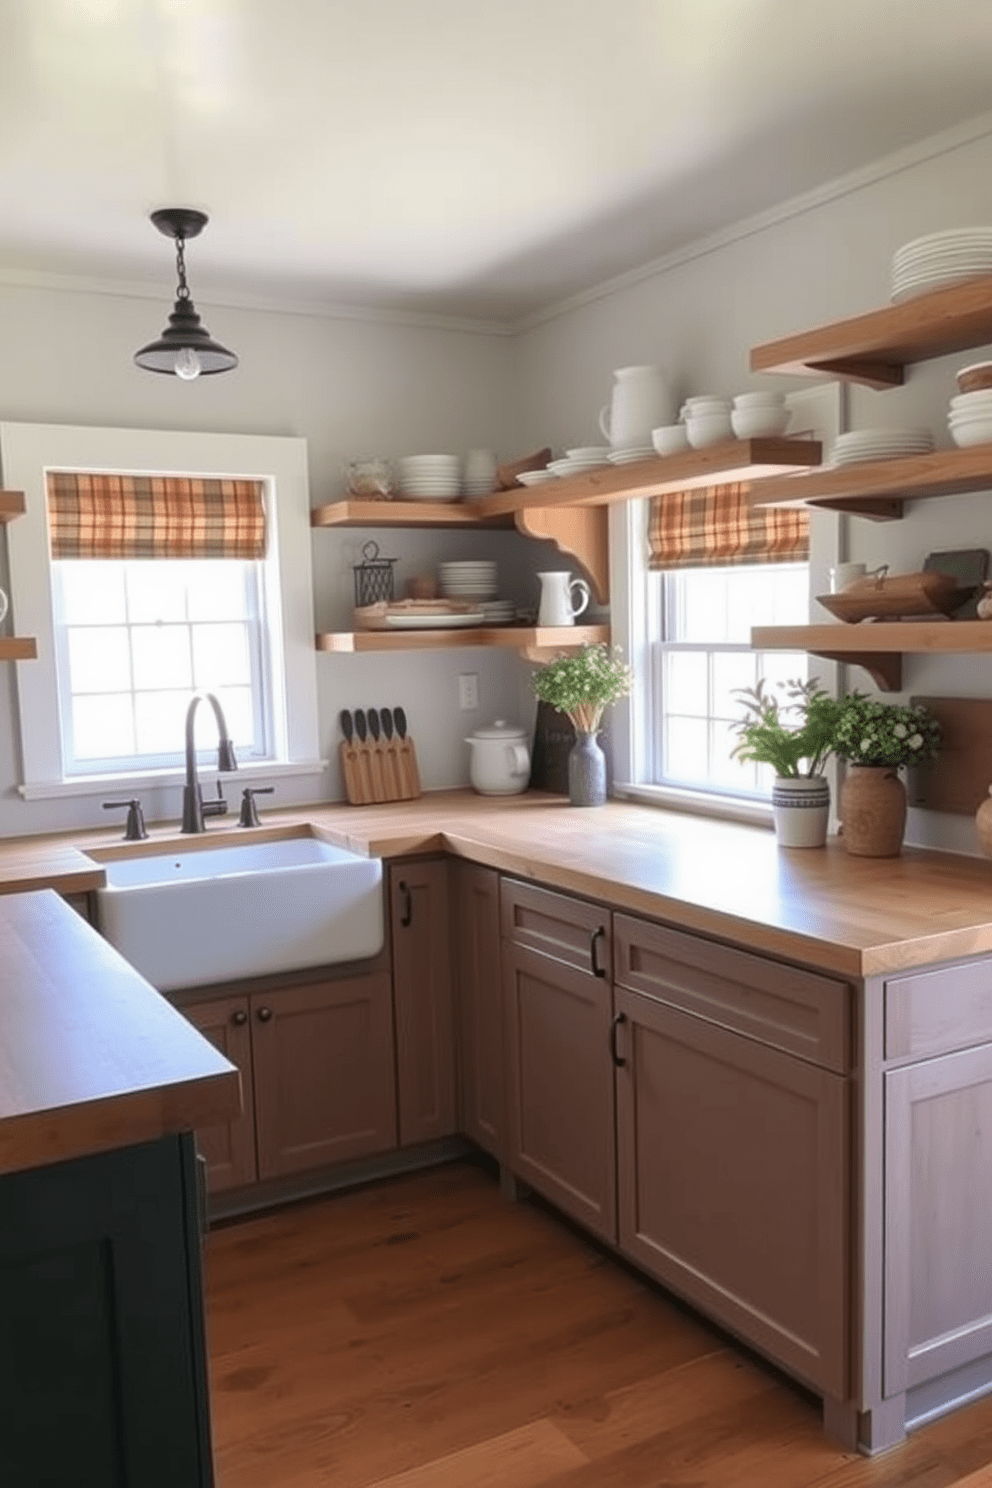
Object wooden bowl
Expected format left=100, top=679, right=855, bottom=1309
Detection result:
left=956, top=361, right=992, bottom=394
left=818, top=570, right=976, bottom=622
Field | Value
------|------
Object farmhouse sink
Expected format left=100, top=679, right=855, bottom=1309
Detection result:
left=94, top=835, right=384, bottom=992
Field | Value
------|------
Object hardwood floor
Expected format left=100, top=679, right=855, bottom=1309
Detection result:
left=204, top=1158, right=992, bottom=1487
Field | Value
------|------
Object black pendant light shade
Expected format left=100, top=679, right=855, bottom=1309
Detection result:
left=134, top=208, right=238, bottom=378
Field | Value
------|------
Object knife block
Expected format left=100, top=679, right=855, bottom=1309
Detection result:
left=339, top=729, right=420, bottom=805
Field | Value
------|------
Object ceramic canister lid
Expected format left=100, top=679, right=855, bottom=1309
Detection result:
left=468, top=718, right=528, bottom=741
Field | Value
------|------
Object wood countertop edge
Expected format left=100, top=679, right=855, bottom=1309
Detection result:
left=0, top=1068, right=242, bottom=1178
left=5, top=792, right=992, bottom=979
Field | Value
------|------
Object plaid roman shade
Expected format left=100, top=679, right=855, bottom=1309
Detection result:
left=47, top=472, right=267, bottom=560
left=647, top=482, right=808, bottom=570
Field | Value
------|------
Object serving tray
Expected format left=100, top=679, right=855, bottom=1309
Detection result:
left=818, top=570, right=976, bottom=622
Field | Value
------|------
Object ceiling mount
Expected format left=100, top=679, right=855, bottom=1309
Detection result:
left=133, top=206, right=238, bottom=380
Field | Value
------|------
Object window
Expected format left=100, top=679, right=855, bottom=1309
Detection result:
left=649, top=562, right=809, bottom=799
left=51, top=557, right=271, bottom=775
left=2, top=423, right=321, bottom=799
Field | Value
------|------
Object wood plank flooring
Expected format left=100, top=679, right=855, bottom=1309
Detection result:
left=204, top=1158, right=992, bottom=1487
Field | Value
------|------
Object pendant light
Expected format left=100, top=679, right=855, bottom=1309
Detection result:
left=134, top=208, right=238, bottom=379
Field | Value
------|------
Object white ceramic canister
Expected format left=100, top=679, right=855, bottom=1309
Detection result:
left=465, top=719, right=531, bottom=795
left=599, top=365, right=676, bottom=450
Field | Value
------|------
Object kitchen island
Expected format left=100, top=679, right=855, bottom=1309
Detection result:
left=5, top=792, right=992, bottom=1456
left=0, top=889, right=241, bottom=1488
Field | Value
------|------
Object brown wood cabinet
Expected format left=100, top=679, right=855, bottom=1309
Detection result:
left=390, top=859, right=458, bottom=1146
left=613, top=912, right=850, bottom=1398
left=452, top=861, right=505, bottom=1161
left=501, top=879, right=616, bottom=1243
left=178, top=966, right=397, bottom=1193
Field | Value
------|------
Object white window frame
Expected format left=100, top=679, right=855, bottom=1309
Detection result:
left=2, top=422, right=322, bottom=799
left=610, top=384, right=845, bottom=823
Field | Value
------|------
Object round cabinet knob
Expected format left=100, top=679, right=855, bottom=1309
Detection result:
left=256, top=1006, right=273, bottom=1023
left=231, top=1009, right=248, bottom=1027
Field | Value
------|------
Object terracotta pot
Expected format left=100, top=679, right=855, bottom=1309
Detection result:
left=840, top=764, right=907, bottom=857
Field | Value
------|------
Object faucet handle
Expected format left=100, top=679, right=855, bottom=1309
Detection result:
left=239, top=786, right=274, bottom=828
left=103, top=798, right=149, bottom=841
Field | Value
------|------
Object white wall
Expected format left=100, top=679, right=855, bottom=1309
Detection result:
left=512, top=123, right=992, bottom=854
left=0, top=282, right=537, bottom=837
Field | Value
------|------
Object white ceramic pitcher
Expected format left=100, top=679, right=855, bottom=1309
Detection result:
left=537, top=571, right=590, bottom=627
left=599, top=365, right=675, bottom=450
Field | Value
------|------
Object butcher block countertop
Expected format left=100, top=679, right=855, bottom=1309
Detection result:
left=3, top=790, right=992, bottom=979
left=0, top=890, right=241, bottom=1176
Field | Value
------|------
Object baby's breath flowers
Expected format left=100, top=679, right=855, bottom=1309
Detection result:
left=532, top=643, right=633, bottom=733
left=832, top=694, right=940, bottom=768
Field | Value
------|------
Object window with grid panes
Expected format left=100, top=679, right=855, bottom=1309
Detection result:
left=51, top=557, right=271, bottom=776
left=650, top=562, right=809, bottom=798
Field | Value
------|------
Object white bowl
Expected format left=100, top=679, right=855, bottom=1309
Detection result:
left=685, top=413, right=734, bottom=449
left=730, top=407, right=791, bottom=438
left=651, top=424, right=690, bottom=456
left=682, top=395, right=731, bottom=413
left=950, top=421, right=992, bottom=448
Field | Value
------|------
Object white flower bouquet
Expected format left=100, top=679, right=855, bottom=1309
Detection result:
left=532, top=643, right=633, bottom=733
left=832, top=693, right=940, bottom=768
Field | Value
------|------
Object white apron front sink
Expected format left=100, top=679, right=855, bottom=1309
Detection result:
left=94, top=835, right=384, bottom=992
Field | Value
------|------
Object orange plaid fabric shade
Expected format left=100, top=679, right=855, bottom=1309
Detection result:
left=647, top=482, right=808, bottom=570
left=47, top=472, right=267, bottom=560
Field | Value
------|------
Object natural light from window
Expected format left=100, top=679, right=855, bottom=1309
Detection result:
left=651, top=562, right=809, bottom=798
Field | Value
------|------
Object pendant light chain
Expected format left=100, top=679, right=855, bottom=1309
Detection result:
left=175, top=236, right=191, bottom=300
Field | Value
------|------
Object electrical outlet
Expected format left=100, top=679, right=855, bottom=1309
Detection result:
left=458, top=672, right=479, bottom=711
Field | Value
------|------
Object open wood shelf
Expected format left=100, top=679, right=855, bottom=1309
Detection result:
left=316, top=623, right=609, bottom=659
left=751, top=620, right=992, bottom=693
left=0, top=638, right=37, bottom=661
left=750, top=274, right=992, bottom=388
left=751, top=445, right=992, bottom=522
left=0, top=491, right=26, bottom=523
left=311, top=499, right=514, bottom=529
left=474, top=438, right=822, bottom=516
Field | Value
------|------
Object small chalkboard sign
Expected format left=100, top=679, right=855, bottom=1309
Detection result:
left=923, top=548, right=989, bottom=619
left=529, top=702, right=613, bottom=795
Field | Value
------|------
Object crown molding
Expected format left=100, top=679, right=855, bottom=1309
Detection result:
left=512, top=108, right=992, bottom=334
left=0, top=265, right=515, bottom=338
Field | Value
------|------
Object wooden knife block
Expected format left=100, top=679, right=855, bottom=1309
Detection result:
left=340, top=731, right=420, bottom=806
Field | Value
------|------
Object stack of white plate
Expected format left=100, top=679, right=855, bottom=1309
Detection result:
left=607, top=445, right=654, bottom=464
left=547, top=450, right=610, bottom=478
left=516, top=468, right=558, bottom=486
left=439, top=560, right=498, bottom=602
left=479, top=599, right=516, bottom=625
left=948, top=390, right=992, bottom=448
left=397, top=454, right=462, bottom=501
left=891, top=229, right=992, bottom=302
left=830, top=428, right=934, bottom=466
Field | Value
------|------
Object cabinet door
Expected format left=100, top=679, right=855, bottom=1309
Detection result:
left=183, top=994, right=257, bottom=1193
left=615, top=987, right=849, bottom=1397
left=391, top=860, right=458, bottom=1146
left=0, top=1135, right=213, bottom=1488
left=251, top=972, right=396, bottom=1180
left=503, top=940, right=616, bottom=1243
left=885, top=1044, right=992, bottom=1395
left=453, top=861, right=505, bottom=1161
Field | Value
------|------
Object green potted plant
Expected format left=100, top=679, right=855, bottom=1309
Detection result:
left=731, top=677, right=843, bottom=847
left=832, top=693, right=941, bottom=856
left=532, top=643, right=633, bottom=806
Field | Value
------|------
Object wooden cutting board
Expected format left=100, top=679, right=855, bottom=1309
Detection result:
left=907, top=696, right=992, bottom=815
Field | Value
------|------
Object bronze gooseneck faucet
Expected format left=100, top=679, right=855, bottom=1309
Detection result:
left=181, top=691, right=238, bottom=833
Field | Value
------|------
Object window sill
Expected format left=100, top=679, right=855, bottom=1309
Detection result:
left=18, top=759, right=328, bottom=802
left=612, top=781, right=774, bottom=830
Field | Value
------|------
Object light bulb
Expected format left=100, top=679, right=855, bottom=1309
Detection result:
left=174, top=346, right=201, bottom=381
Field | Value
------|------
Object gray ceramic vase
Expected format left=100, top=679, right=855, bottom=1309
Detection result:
left=568, top=730, right=607, bottom=807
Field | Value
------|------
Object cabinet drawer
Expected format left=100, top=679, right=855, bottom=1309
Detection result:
left=885, top=958, right=992, bottom=1062
left=614, top=914, right=850, bottom=1073
left=500, top=879, right=610, bottom=980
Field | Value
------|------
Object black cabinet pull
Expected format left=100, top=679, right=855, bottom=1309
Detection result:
left=609, top=1011, right=627, bottom=1068
left=590, top=925, right=607, bottom=978
left=399, top=881, right=412, bottom=928
left=231, top=1009, right=248, bottom=1027
left=256, top=1006, right=273, bottom=1023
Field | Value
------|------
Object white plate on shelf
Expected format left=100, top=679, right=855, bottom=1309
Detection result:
left=384, top=610, right=485, bottom=629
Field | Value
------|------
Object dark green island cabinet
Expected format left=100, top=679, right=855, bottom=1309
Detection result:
left=0, top=890, right=241, bottom=1488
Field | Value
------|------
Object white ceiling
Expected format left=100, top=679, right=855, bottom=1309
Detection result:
left=3, top=0, right=992, bottom=324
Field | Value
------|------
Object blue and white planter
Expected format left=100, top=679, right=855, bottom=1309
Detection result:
left=771, top=775, right=830, bottom=848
